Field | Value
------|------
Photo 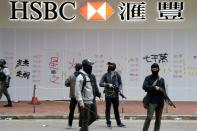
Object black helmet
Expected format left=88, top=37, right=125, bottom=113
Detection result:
left=0, top=59, right=6, bottom=66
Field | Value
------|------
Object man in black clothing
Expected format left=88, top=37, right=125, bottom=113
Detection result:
left=0, top=59, right=12, bottom=107
left=78, top=70, right=103, bottom=128
left=76, top=59, right=103, bottom=131
left=99, top=62, right=125, bottom=128
left=65, top=63, right=82, bottom=128
left=142, top=63, right=166, bottom=131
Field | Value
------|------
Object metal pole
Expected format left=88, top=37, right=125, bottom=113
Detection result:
left=33, top=84, right=36, bottom=113
left=164, top=84, right=168, bottom=113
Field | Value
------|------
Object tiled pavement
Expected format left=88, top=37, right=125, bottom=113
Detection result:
left=0, top=101, right=197, bottom=119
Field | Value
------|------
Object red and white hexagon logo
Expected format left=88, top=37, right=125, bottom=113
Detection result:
left=80, top=2, right=114, bottom=21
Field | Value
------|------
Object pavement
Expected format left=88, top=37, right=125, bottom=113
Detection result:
left=0, top=101, right=197, bottom=120
left=0, top=120, right=197, bottom=131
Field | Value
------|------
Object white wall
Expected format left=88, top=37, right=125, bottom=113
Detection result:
left=0, top=29, right=197, bottom=101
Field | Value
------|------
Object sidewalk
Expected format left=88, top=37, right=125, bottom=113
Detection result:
left=0, top=101, right=197, bottom=120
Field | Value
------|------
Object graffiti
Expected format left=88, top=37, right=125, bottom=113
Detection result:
left=49, top=56, right=60, bottom=84
left=15, top=59, right=30, bottom=79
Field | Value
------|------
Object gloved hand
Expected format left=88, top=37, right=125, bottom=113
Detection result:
left=105, top=83, right=113, bottom=88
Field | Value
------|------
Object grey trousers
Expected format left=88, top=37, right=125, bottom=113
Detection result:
left=0, top=82, right=12, bottom=103
left=142, top=103, right=164, bottom=131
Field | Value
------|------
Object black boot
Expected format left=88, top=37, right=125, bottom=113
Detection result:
left=4, top=101, right=12, bottom=107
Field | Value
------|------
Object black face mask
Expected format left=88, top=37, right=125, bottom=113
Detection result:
left=151, top=70, right=159, bottom=78
left=107, top=65, right=115, bottom=72
left=0, top=64, right=4, bottom=68
left=83, top=65, right=92, bottom=75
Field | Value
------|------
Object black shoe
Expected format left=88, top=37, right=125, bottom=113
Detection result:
left=117, top=123, right=126, bottom=128
left=107, top=124, right=112, bottom=129
left=4, top=104, right=12, bottom=107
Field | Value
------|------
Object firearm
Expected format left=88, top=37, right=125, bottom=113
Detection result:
left=103, top=84, right=127, bottom=99
left=159, top=88, right=176, bottom=108
left=119, top=92, right=127, bottom=99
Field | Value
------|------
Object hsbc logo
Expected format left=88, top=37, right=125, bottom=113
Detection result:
left=9, top=1, right=114, bottom=22
left=80, top=2, right=114, bottom=21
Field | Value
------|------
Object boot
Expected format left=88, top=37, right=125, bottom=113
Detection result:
left=4, top=101, right=12, bottom=107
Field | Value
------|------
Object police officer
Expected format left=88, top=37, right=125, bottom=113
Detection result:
left=142, top=63, right=166, bottom=131
left=0, top=59, right=12, bottom=107
left=65, top=63, right=82, bottom=129
left=99, top=62, right=125, bottom=128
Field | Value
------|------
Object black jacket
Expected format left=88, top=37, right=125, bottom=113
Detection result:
left=90, top=74, right=101, bottom=100
left=99, top=71, right=122, bottom=98
left=143, top=75, right=166, bottom=106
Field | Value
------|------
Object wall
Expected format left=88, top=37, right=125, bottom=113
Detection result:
left=1, top=29, right=197, bottom=101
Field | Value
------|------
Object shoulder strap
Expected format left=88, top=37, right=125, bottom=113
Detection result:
left=78, top=72, right=86, bottom=92
left=152, top=76, right=161, bottom=86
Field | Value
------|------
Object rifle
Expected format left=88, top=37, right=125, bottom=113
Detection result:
left=119, top=92, right=127, bottom=99
left=103, top=84, right=127, bottom=99
left=159, top=88, right=176, bottom=108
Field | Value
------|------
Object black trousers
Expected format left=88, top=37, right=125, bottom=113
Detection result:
left=68, top=98, right=78, bottom=126
left=0, top=82, right=12, bottom=104
left=79, top=103, right=97, bottom=131
left=105, top=97, right=121, bottom=125
left=142, top=103, right=164, bottom=131
left=79, top=100, right=98, bottom=127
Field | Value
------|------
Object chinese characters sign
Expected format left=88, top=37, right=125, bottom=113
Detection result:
left=119, top=2, right=146, bottom=21
left=158, top=2, right=184, bottom=20
left=15, top=59, right=30, bottom=79
left=118, top=1, right=184, bottom=22
left=143, top=53, right=168, bottom=63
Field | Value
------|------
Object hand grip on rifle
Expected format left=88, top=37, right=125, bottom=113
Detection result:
left=166, top=99, right=176, bottom=108
left=104, top=83, right=113, bottom=88
left=119, top=92, right=127, bottom=99
left=159, top=88, right=176, bottom=108
left=104, top=84, right=127, bottom=99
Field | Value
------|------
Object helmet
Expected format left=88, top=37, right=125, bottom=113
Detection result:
left=0, top=59, right=6, bottom=66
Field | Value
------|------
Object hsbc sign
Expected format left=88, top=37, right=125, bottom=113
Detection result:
left=9, top=0, right=114, bottom=22
left=9, top=0, right=185, bottom=22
